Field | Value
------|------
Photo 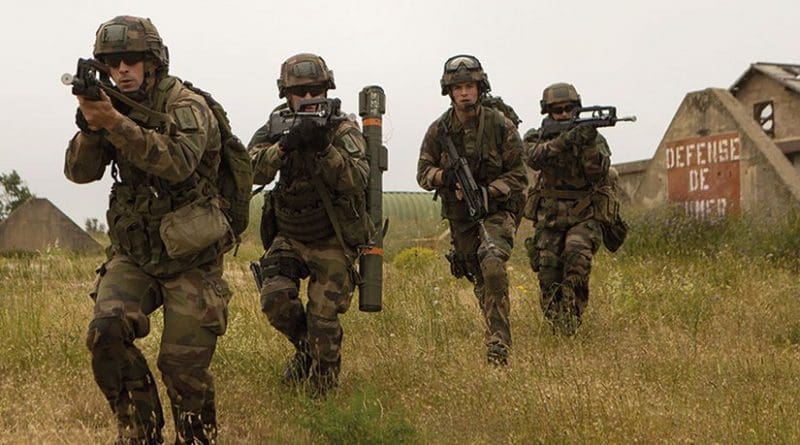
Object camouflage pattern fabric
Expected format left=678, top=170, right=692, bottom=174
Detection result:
left=250, top=108, right=368, bottom=394
left=417, top=105, right=527, bottom=363
left=65, top=76, right=230, bottom=278
left=86, top=255, right=230, bottom=443
left=259, top=235, right=355, bottom=391
left=65, top=64, right=229, bottom=442
left=449, top=211, right=517, bottom=354
left=523, top=127, right=610, bottom=334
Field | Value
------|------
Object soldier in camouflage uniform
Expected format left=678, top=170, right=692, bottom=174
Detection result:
left=249, top=53, right=369, bottom=396
left=523, top=82, right=612, bottom=335
left=417, top=55, right=527, bottom=366
left=64, top=16, right=233, bottom=444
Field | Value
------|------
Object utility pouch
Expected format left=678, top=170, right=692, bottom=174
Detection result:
left=260, top=190, right=278, bottom=249
left=159, top=197, right=231, bottom=258
left=591, top=186, right=618, bottom=225
left=602, top=215, right=629, bottom=253
left=333, top=194, right=373, bottom=248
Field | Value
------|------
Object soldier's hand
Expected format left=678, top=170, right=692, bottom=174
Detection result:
left=300, top=119, right=330, bottom=154
left=78, top=90, right=122, bottom=131
left=75, top=108, right=101, bottom=133
left=281, top=123, right=305, bottom=153
left=442, top=166, right=459, bottom=191
left=566, top=124, right=598, bottom=148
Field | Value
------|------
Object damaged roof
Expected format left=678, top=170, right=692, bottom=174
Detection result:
left=730, top=62, right=800, bottom=95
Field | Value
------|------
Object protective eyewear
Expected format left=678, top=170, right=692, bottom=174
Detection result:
left=444, top=55, right=481, bottom=72
left=549, top=104, right=577, bottom=115
left=102, top=52, right=146, bottom=68
left=286, top=85, right=327, bottom=97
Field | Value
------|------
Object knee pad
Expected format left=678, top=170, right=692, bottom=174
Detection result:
left=261, top=275, right=300, bottom=314
left=85, top=315, right=133, bottom=353
left=261, top=255, right=310, bottom=282
left=562, top=250, right=592, bottom=283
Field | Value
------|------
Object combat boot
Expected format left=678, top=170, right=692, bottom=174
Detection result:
left=307, top=358, right=340, bottom=398
left=554, top=285, right=581, bottom=336
left=282, top=341, right=312, bottom=385
left=486, top=342, right=509, bottom=367
left=171, top=406, right=217, bottom=445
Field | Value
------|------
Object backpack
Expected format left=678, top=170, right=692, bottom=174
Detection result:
left=481, top=94, right=522, bottom=128
left=182, top=81, right=254, bottom=238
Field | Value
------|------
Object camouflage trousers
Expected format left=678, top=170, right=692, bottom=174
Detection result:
left=449, top=210, right=516, bottom=358
left=526, top=219, right=602, bottom=330
left=259, top=234, right=355, bottom=389
left=86, top=254, right=231, bottom=444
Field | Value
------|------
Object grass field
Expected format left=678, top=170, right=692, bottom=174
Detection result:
left=2, top=212, right=800, bottom=444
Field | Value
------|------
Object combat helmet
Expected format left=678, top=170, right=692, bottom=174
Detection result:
left=440, top=54, right=491, bottom=96
left=540, top=82, right=581, bottom=114
left=93, top=16, right=169, bottom=72
left=277, top=53, right=336, bottom=98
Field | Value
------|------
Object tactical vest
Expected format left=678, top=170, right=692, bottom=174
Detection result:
left=106, top=76, right=231, bottom=277
left=265, top=118, right=371, bottom=247
left=438, top=106, right=523, bottom=221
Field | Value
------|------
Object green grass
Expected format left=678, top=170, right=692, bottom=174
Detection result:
left=2, top=212, right=800, bottom=443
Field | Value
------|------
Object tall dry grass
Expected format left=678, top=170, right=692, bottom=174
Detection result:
left=2, top=211, right=800, bottom=444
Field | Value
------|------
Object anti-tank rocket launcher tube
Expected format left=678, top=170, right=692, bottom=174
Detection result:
left=358, top=86, right=387, bottom=312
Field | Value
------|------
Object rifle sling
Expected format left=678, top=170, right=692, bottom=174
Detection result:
left=99, top=83, right=175, bottom=131
left=306, top=156, right=354, bottom=261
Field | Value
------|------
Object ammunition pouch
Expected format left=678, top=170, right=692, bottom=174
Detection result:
left=159, top=196, right=232, bottom=259
left=260, top=190, right=278, bottom=249
left=331, top=193, right=373, bottom=248
left=107, top=201, right=152, bottom=267
left=602, top=215, right=628, bottom=253
left=260, top=255, right=310, bottom=281
left=590, top=185, right=618, bottom=225
left=275, top=201, right=335, bottom=242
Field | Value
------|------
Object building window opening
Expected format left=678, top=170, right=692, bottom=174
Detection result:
left=754, top=101, right=774, bottom=137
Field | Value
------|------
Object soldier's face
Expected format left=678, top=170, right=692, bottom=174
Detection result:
left=450, top=81, right=479, bottom=111
left=108, top=58, right=146, bottom=93
left=288, top=85, right=327, bottom=111
left=548, top=101, right=578, bottom=121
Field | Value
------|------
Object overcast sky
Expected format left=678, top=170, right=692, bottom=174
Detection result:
left=1, top=0, right=797, bottom=225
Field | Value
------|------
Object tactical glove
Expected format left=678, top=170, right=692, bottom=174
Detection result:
left=281, top=122, right=306, bottom=153
left=565, top=124, right=598, bottom=148
left=442, top=165, right=459, bottom=191
left=299, top=119, right=331, bottom=154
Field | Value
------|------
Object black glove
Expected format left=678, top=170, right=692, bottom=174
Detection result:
left=299, top=119, right=330, bottom=153
left=280, top=122, right=306, bottom=153
left=75, top=108, right=101, bottom=134
left=442, top=164, right=459, bottom=191
left=565, top=123, right=598, bottom=148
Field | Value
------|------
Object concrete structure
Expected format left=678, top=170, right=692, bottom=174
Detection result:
left=0, top=198, right=102, bottom=253
left=631, top=88, right=800, bottom=220
left=613, top=159, right=649, bottom=203
left=730, top=62, right=800, bottom=175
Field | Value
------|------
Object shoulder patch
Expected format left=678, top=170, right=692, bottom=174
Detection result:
left=174, top=106, right=199, bottom=131
left=341, top=130, right=365, bottom=155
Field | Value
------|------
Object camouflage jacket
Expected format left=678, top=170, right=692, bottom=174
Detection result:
left=64, top=76, right=225, bottom=274
left=417, top=106, right=527, bottom=222
left=523, top=126, right=612, bottom=228
left=249, top=104, right=369, bottom=244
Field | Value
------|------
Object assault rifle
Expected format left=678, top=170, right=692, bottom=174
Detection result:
left=61, top=58, right=112, bottom=101
left=539, top=106, right=636, bottom=138
left=267, top=98, right=346, bottom=140
left=438, top=124, right=492, bottom=243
